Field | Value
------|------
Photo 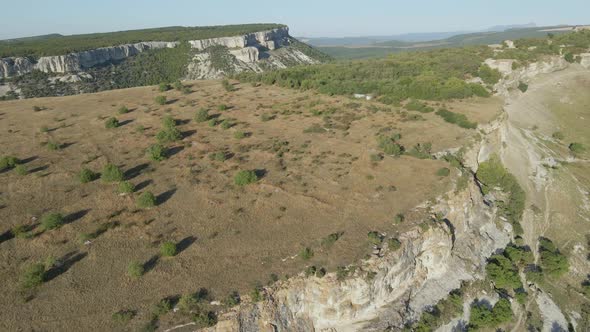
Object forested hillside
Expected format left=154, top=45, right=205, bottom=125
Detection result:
left=0, top=24, right=285, bottom=57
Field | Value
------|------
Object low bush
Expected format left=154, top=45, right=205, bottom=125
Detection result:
left=551, top=131, right=565, bottom=140
left=435, top=109, right=477, bottom=129
left=209, top=151, right=227, bottom=162
left=112, top=310, right=135, bottom=324
left=569, top=142, right=585, bottom=155
left=162, top=115, right=176, bottom=128
left=195, top=108, right=209, bottom=122
left=234, top=170, right=258, bottom=186
left=173, top=80, right=183, bottom=91
left=40, top=212, right=64, bottom=231
left=137, top=191, right=156, bottom=208
left=153, top=298, right=173, bottom=316
left=406, top=100, right=434, bottom=113
left=222, top=79, right=234, bottom=92
left=118, top=106, right=129, bottom=114
left=156, top=127, right=182, bottom=143
left=21, top=263, right=46, bottom=289
left=101, top=163, right=124, bottom=182
left=0, top=156, right=19, bottom=171
left=469, top=298, right=513, bottom=330
left=147, top=144, right=166, bottom=162
left=321, top=232, right=342, bottom=248
left=78, top=168, right=98, bottom=183
left=316, top=267, right=327, bottom=278
left=234, top=131, right=246, bottom=139
left=437, top=167, right=451, bottom=177
left=220, top=119, right=233, bottom=129
left=261, top=113, right=274, bottom=122
left=218, top=104, right=228, bottom=111
left=46, top=141, right=61, bottom=151
left=118, top=181, right=135, bottom=194
left=388, top=238, right=402, bottom=251
left=160, top=241, right=178, bottom=257
left=208, top=119, right=218, bottom=127
left=367, top=231, right=383, bottom=245
left=300, top=247, right=314, bottom=260
left=518, top=82, right=528, bottom=93
left=378, top=135, right=404, bottom=156
left=393, top=213, right=405, bottom=224
left=105, top=117, right=119, bottom=129
left=155, top=95, right=167, bottom=105
left=159, top=82, right=171, bottom=92
left=225, top=291, right=241, bottom=306
left=15, top=165, right=28, bottom=176
left=127, top=261, right=144, bottom=278
left=12, top=225, right=33, bottom=239
left=539, top=237, right=569, bottom=278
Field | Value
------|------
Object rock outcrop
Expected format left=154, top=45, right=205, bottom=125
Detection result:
left=0, top=41, right=177, bottom=78
left=197, top=152, right=511, bottom=331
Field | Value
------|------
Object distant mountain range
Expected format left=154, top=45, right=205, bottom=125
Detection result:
left=307, top=24, right=587, bottom=60
left=301, top=23, right=540, bottom=46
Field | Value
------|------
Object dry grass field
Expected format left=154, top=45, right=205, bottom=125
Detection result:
left=0, top=80, right=501, bottom=330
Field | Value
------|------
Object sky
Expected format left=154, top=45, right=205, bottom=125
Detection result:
left=1, top=0, right=589, bottom=40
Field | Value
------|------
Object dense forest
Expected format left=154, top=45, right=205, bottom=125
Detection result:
left=237, top=30, right=590, bottom=103
left=0, top=24, right=285, bottom=58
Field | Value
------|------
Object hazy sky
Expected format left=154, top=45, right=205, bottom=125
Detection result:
left=2, top=0, right=589, bottom=39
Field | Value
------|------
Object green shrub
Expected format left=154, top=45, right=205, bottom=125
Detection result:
left=209, top=151, right=227, bottom=162
left=220, top=119, right=233, bottom=129
left=569, top=142, right=585, bottom=155
left=552, top=131, right=565, bottom=140
left=261, top=113, right=274, bottom=122
left=160, top=241, right=177, bottom=257
left=316, top=267, right=327, bottom=278
left=435, top=109, right=477, bottom=129
left=469, top=298, right=513, bottom=329
left=234, top=131, right=246, bottom=139
left=305, top=266, right=317, bottom=276
left=137, top=191, right=156, bottom=208
left=79, top=168, right=97, bottom=183
left=46, top=141, right=61, bottom=151
left=15, top=165, right=27, bottom=176
left=159, top=82, right=171, bottom=92
left=127, top=261, right=144, bottom=278
left=21, top=263, right=46, bottom=289
left=518, top=82, right=528, bottom=93
left=367, top=231, right=383, bottom=245
left=162, top=115, right=176, bottom=128
left=208, top=119, right=218, bottom=127
left=406, top=100, right=434, bottom=113
left=564, top=52, right=575, bottom=63
left=177, top=293, right=198, bottom=312
left=101, top=163, right=124, bottom=182
left=234, top=170, right=258, bottom=186
left=378, top=135, right=404, bottom=156
left=437, top=167, right=451, bottom=177
left=40, top=212, right=64, bottom=231
left=321, top=232, right=342, bottom=248
left=250, top=285, right=263, bottom=302
left=147, top=144, right=166, bottom=162
left=303, top=124, right=326, bottom=133
left=539, top=238, right=569, bottom=278
left=173, top=80, right=183, bottom=91
left=155, top=95, right=167, bottom=105
left=486, top=254, right=522, bottom=290
left=336, top=266, right=349, bottom=280
left=195, top=108, right=209, bottom=122
left=476, top=155, right=525, bottom=234
left=388, top=238, right=402, bottom=251
left=156, top=127, right=182, bottom=143
left=393, top=213, right=405, bottom=224
left=32, top=105, right=43, bottom=112
left=118, top=181, right=135, bottom=194
left=153, top=298, right=173, bottom=316
left=225, top=291, right=241, bottom=306
left=112, top=310, right=135, bottom=324
left=118, top=106, right=129, bottom=114
left=222, top=79, right=234, bottom=92
left=300, top=247, right=314, bottom=260
left=406, top=143, right=432, bottom=159
left=105, top=117, right=119, bottom=129
left=218, top=104, right=228, bottom=111
left=12, top=225, right=33, bottom=239
left=478, top=64, right=502, bottom=85
left=0, top=156, right=19, bottom=171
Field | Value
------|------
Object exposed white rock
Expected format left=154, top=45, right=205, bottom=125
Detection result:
left=0, top=41, right=177, bottom=78
left=580, top=53, right=590, bottom=69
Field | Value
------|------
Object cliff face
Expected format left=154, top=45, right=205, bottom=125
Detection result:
left=0, top=26, right=314, bottom=80
left=0, top=41, right=178, bottom=78
left=196, top=145, right=511, bottom=331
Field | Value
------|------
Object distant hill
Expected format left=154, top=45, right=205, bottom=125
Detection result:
left=318, top=25, right=579, bottom=59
